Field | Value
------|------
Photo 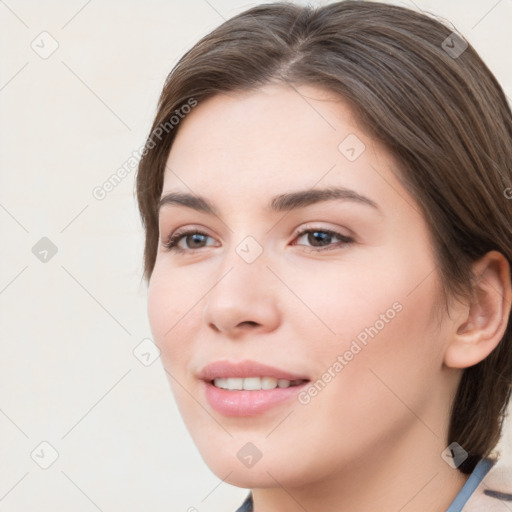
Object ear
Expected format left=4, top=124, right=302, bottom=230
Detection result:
left=444, top=251, right=512, bottom=369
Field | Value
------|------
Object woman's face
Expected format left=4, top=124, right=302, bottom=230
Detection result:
left=148, top=84, right=460, bottom=489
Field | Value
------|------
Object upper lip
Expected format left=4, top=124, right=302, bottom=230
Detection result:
left=198, top=360, right=309, bottom=382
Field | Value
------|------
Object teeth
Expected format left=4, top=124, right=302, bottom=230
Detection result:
left=243, top=377, right=268, bottom=390
left=261, top=377, right=278, bottom=390
left=212, top=377, right=304, bottom=391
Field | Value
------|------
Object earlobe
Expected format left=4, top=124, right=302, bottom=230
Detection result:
left=444, top=251, right=512, bottom=369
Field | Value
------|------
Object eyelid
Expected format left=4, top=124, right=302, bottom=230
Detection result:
left=160, top=225, right=217, bottom=252
left=160, top=223, right=355, bottom=254
left=292, top=226, right=355, bottom=252
left=293, top=222, right=355, bottom=240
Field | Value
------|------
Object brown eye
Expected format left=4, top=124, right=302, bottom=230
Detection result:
left=294, top=228, right=354, bottom=251
left=162, top=230, right=217, bottom=252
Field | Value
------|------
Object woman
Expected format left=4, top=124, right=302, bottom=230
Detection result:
left=136, top=2, right=512, bottom=510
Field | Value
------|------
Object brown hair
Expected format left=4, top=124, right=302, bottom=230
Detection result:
left=136, top=1, right=512, bottom=473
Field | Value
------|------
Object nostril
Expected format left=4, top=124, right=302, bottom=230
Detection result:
left=239, top=321, right=259, bottom=328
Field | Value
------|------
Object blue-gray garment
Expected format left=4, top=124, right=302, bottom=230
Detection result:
left=235, top=457, right=511, bottom=511
left=235, top=492, right=253, bottom=512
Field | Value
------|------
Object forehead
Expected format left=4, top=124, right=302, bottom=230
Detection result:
left=161, top=84, right=405, bottom=215
left=166, top=84, right=358, bottom=166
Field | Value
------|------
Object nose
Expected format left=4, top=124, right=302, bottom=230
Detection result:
left=202, top=249, right=281, bottom=338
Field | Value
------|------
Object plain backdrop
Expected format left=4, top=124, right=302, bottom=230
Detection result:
left=1, top=0, right=511, bottom=510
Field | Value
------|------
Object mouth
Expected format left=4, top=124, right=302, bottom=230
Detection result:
left=211, top=377, right=308, bottom=390
left=199, top=360, right=310, bottom=416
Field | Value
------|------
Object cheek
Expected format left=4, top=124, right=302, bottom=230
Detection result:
left=295, top=245, right=444, bottom=386
left=288, top=276, right=444, bottom=468
left=319, top=266, right=443, bottom=420
left=291, top=253, right=435, bottom=341
left=147, top=265, right=195, bottom=369
left=147, top=270, right=172, bottom=345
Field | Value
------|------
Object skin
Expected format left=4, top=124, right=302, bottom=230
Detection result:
left=147, top=83, right=511, bottom=512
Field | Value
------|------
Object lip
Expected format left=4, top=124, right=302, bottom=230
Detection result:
left=199, top=360, right=310, bottom=417
left=198, top=360, right=309, bottom=381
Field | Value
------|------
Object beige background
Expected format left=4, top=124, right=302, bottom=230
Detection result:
left=1, top=0, right=511, bottom=510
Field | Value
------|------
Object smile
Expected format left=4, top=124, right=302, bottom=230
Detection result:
left=199, top=360, right=311, bottom=416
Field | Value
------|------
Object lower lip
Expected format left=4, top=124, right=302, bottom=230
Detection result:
left=203, top=381, right=308, bottom=416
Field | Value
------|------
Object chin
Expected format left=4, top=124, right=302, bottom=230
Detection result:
left=193, top=434, right=313, bottom=489
left=206, top=458, right=295, bottom=489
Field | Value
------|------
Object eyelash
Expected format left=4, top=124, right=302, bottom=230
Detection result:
left=161, top=226, right=355, bottom=254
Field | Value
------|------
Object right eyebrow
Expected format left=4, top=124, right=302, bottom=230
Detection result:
left=158, top=192, right=218, bottom=216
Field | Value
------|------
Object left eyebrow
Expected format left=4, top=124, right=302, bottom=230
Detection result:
left=268, top=187, right=380, bottom=213
left=158, top=186, right=381, bottom=216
